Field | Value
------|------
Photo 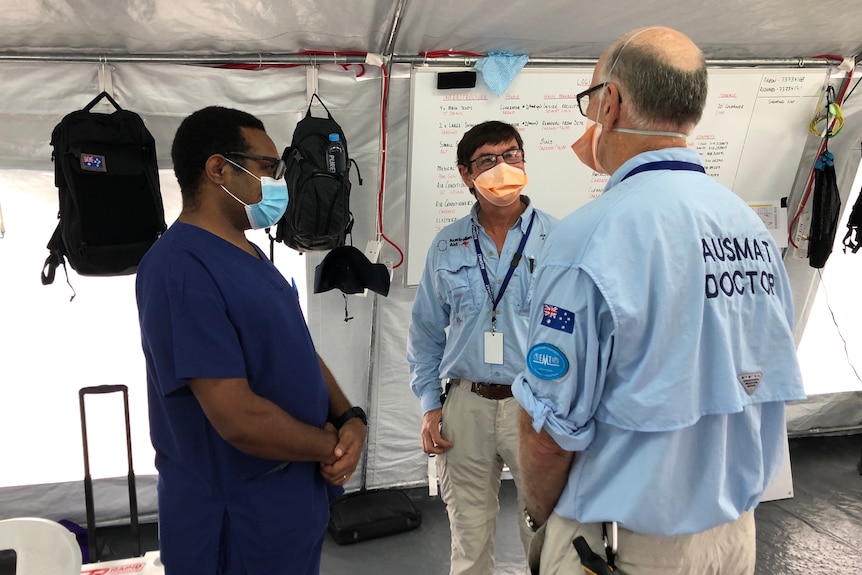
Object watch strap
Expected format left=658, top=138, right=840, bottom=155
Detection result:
left=334, top=406, right=367, bottom=429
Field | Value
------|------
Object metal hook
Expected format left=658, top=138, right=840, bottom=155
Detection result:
left=797, top=56, right=805, bottom=68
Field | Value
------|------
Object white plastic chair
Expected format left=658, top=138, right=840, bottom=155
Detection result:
left=0, top=517, right=82, bottom=575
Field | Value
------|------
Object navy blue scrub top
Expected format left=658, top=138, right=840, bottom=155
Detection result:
left=136, top=222, right=334, bottom=573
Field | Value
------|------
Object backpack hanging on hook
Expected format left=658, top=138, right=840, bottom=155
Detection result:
left=41, top=91, right=166, bottom=286
left=269, top=93, right=361, bottom=255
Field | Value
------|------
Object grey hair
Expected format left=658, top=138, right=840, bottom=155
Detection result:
left=600, top=39, right=708, bottom=132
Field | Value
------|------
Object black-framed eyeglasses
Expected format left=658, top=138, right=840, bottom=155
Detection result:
left=576, top=83, right=607, bottom=117
left=467, top=148, right=525, bottom=171
left=223, top=152, right=286, bottom=180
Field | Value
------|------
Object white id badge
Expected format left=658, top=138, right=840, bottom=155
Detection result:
left=484, top=332, right=504, bottom=364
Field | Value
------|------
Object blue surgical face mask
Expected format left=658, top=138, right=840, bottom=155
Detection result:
left=221, top=159, right=289, bottom=229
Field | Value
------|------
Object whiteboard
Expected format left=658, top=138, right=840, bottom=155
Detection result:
left=406, top=66, right=827, bottom=285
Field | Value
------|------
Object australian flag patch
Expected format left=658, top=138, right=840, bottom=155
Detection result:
left=80, top=153, right=107, bottom=172
left=541, top=303, right=574, bottom=333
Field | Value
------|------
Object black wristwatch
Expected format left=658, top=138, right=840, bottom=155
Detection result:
left=333, top=406, right=367, bottom=429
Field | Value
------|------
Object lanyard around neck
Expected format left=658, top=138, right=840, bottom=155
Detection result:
left=472, top=211, right=535, bottom=331
left=620, top=160, right=705, bottom=182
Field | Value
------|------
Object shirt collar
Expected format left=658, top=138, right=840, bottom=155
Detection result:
left=470, top=196, right=534, bottom=232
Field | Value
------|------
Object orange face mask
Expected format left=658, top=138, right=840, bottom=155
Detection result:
left=571, top=120, right=608, bottom=175
left=472, top=162, right=528, bottom=206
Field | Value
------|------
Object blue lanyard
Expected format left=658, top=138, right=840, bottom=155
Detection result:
left=620, top=160, right=705, bottom=182
left=472, top=211, right=535, bottom=331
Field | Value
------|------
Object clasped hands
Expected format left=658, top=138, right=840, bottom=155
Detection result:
left=320, top=418, right=366, bottom=486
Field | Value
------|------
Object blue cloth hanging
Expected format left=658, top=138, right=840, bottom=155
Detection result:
left=474, top=51, right=529, bottom=96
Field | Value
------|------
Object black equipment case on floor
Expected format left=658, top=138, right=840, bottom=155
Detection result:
left=79, top=384, right=141, bottom=562
left=328, top=488, right=422, bottom=545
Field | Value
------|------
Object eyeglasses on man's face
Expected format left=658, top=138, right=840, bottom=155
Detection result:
left=223, top=151, right=287, bottom=180
left=576, top=82, right=610, bottom=117
left=468, top=148, right=525, bottom=171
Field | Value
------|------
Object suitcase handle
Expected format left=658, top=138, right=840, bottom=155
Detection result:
left=79, top=384, right=127, bottom=396
left=78, top=384, right=140, bottom=560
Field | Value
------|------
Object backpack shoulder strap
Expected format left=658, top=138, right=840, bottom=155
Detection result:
left=41, top=224, right=65, bottom=285
left=40, top=224, right=77, bottom=300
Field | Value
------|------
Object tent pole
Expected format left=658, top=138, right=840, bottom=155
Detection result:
left=359, top=292, right=380, bottom=490
left=0, top=53, right=839, bottom=69
left=382, top=0, right=409, bottom=58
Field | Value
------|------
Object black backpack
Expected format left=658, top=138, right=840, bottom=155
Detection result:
left=271, top=94, right=360, bottom=253
left=41, top=92, right=166, bottom=285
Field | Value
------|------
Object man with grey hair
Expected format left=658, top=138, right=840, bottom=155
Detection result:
left=513, top=27, right=805, bottom=574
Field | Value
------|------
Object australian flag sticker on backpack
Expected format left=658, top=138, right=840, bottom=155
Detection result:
left=80, top=153, right=107, bottom=172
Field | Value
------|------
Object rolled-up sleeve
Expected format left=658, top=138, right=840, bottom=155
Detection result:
left=512, top=263, right=614, bottom=452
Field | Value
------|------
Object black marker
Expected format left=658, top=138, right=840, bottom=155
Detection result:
left=529, top=256, right=535, bottom=273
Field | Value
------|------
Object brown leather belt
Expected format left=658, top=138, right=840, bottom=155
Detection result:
left=452, top=378, right=513, bottom=400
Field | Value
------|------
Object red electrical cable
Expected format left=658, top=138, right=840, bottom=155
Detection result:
left=377, top=50, right=485, bottom=268
left=376, top=63, right=405, bottom=269
left=419, top=50, right=483, bottom=59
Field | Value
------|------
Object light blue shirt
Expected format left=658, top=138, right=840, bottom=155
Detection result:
left=408, top=198, right=559, bottom=413
left=513, top=148, right=806, bottom=536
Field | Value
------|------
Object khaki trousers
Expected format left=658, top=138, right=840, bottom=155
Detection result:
left=533, top=510, right=755, bottom=575
left=438, top=380, right=533, bottom=575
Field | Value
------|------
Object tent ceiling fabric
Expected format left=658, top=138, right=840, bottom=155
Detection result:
left=398, top=1, right=862, bottom=60
left=0, top=0, right=859, bottom=60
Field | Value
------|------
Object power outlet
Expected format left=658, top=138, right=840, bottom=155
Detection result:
left=365, top=239, right=383, bottom=263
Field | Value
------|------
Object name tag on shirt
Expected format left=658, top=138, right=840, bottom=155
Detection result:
left=484, top=332, right=504, bottom=364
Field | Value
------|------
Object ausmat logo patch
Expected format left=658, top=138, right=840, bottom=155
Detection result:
left=527, top=343, right=569, bottom=380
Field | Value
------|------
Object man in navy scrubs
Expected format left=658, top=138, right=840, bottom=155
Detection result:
left=136, top=106, right=367, bottom=574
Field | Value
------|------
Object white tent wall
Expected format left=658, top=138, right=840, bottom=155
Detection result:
left=0, top=62, right=392, bottom=521
left=1, top=0, right=862, bottom=523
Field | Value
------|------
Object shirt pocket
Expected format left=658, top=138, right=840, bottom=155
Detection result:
left=516, top=271, right=535, bottom=318
left=436, top=255, right=479, bottom=326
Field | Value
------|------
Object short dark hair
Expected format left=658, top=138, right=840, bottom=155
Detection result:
left=456, top=121, right=524, bottom=168
left=171, top=106, right=266, bottom=203
left=604, top=42, right=707, bottom=131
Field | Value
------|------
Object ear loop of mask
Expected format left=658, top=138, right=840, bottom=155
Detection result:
left=220, top=157, right=261, bottom=206
left=595, top=27, right=688, bottom=140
